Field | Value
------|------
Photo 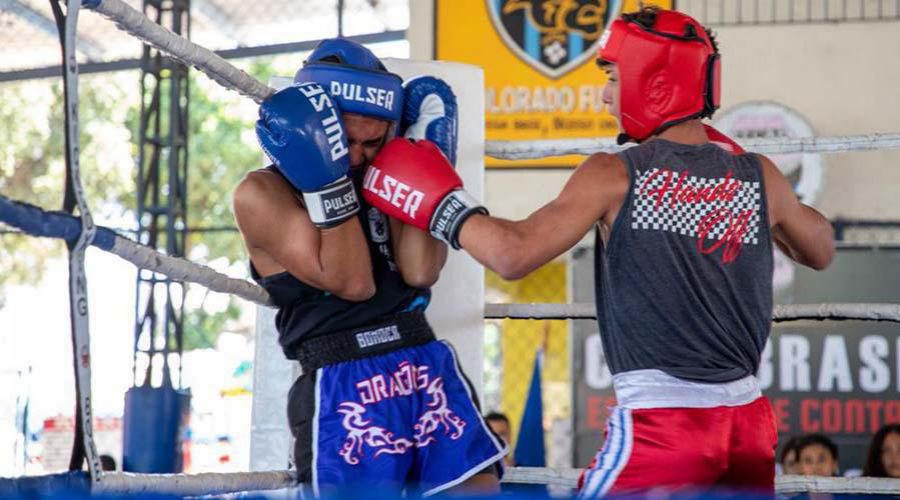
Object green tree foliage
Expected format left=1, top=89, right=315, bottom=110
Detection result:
left=0, top=74, right=136, bottom=306
left=176, top=59, right=278, bottom=349
left=1, top=59, right=277, bottom=349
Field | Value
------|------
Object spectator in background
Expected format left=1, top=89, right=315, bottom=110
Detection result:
left=99, top=454, right=117, bottom=471
left=796, top=434, right=839, bottom=477
left=863, top=424, right=900, bottom=478
left=486, top=412, right=514, bottom=466
left=778, top=436, right=802, bottom=475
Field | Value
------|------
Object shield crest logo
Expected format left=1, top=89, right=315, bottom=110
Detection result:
left=486, top=0, right=622, bottom=79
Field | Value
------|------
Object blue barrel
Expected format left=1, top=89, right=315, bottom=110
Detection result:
left=122, top=384, right=191, bottom=473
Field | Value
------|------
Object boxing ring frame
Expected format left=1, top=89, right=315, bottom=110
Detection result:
left=3, top=0, right=900, bottom=496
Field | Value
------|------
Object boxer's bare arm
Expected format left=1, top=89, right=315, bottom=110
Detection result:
left=760, top=155, right=835, bottom=270
left=389, top=217, right=448, bottom=288
left=458, top=153, right=628, bottom=280
left=233, top=169, right=375, bottom=300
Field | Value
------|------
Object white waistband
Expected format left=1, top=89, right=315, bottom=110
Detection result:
left=612, top=369, right=762, bottom=409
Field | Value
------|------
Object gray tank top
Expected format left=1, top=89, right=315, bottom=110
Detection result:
left=595, top=139, right=774, bottom=383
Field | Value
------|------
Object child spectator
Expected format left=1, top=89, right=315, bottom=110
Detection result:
left=863, top=424, right=900, bottom=478
left=796, top=434, right=839, bottom=477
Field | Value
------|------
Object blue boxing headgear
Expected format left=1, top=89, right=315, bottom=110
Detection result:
left=295, top=38, right=404, bottom=128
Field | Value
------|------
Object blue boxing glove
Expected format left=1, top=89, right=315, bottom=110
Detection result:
left=256, top=83, right=359, bottom=227
left=400, top=76, right=458, bottom=166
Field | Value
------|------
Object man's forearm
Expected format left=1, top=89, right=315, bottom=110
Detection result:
left=318, top=219, right=375, bottom=298
left=458, top=214, right=535, bottom=280
left=393, top=222, right=447, bottom=287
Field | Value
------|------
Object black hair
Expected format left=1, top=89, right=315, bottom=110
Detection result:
left=310, top=53, right=389, bottom=72
left=622, top=6, right=719, bottom=54
left=779, top=435, right=803, bottom=465
left=796, top=433, right=839, bottom=461
left=99, top=454, right=117, bottom=471
left=864, top=424, right=900, bottom=477
left=485, top=412, right=510, bottom=425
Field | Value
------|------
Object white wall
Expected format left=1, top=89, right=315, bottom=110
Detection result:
left=407, top=0, right=435, bottom=60
left=716, top=21, right=900, bottom=219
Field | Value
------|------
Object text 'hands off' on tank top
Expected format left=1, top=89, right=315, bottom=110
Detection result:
left=595, top=139, right=774, bottom=383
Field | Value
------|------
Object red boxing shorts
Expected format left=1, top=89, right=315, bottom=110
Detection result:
left=578, top=396, right=777, bottom=497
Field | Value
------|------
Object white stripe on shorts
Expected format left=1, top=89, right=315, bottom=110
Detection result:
left=579, top=407, right=633, bottom=498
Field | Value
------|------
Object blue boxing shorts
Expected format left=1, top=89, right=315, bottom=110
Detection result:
left=287, top=317, right=507, bottom=496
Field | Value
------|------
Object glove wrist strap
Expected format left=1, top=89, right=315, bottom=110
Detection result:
left=429, top=190, right=487, bottom=249
left=303, top=176, right=360, bottom=228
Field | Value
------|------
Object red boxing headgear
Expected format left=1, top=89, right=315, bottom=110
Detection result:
left=597, top=9, right=720, bottom=143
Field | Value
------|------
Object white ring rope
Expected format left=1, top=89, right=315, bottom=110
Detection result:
left=773, top=302, right=900, bottom=322
left=506, top=469, right=900, bottom=495
left=81, top=0, right=900, bottom=157
left=5, top=196, right=898, bottom=320
left=8, top=195, right=900, bottom=323
left=85, top=468, right=900, bottom=495
left=92, top=470, right=297, bottom=496
left=4, top=197, right=898, bottom=314
left=503, top=466, right=582, bottom=490
left=109, top=236, right=273, bottom=306
left=485, top=302, right=900, bottom=323
left=776, top=475, right=900, bottom=495
left=486, top=132, right=900, bottom=160
left=0, top=196, right=273, bottom=306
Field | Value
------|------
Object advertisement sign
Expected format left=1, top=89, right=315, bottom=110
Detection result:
left=572, top=248, right=900, bottom=474
left=436, top=0, right=673, bottom=168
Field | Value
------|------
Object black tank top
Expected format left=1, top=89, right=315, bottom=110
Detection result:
left=251, top=168, right=430, bottom=359
left=595, top=139, right=773, bottom=383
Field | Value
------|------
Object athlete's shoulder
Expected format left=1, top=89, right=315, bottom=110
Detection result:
left=236, top=167, right=291, bottom=199
left=233, top=167, right=298, bottom=219
left=577, top=152, right=628, bottom=185
left=582, top=151, right=625, bottom=170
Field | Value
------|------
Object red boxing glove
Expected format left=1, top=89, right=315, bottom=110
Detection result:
left=704, top=124, right=746, bottom=154
left=362, top=138, right=486, bottom=248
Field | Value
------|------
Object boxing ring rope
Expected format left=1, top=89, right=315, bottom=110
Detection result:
left=0, top=195, right=272, bottom=306
left=1, top=1, right=894, bottom=497
left=78, top=0, right=900, bottom=158
left=71, top=469, right=900, bottom=496
left=485, top=302, right=900, bottom=323
left=92, top=470, right=298, bottom=496
left=486, top=133, right=900, bottom=159
left=4, top=192, right=898, bottom=325
left=0, top=180, right=889, bottom=329
left=505, top=469, right=900, bottom=495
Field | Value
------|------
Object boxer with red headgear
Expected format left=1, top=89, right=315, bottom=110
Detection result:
left=362, top=7, right=834, bottom=494
left=597, top=8, right=721, bottom=144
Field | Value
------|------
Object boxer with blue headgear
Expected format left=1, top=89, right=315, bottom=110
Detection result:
left=234, top=38, right=505, bottom=496
left=295, top=38, right=404, bottom=136
left=296, top=38, right=460, bottom=165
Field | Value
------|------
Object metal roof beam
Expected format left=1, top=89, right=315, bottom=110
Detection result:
left=0, top=30, right=406, bottom=83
